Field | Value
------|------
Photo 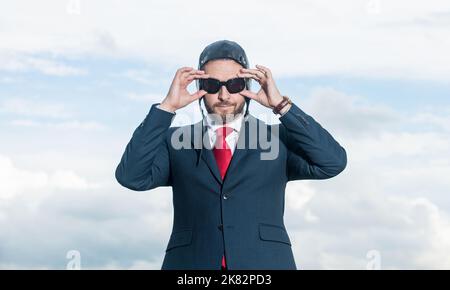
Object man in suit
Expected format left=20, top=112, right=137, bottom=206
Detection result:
left=115, top=40, right=347, bottom=270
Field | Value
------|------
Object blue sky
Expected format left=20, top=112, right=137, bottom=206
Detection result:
left=1, top=0, right=450, bottom=269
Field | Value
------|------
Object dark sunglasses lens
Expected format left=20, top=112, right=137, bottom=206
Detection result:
left=201, top=78, right=221, bottom=93
left=227, top=78, right=246, bottom=93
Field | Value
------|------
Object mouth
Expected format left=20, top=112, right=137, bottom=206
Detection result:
left=216, top=104, right=233, bottom=107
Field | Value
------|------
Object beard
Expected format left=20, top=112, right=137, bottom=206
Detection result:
left=204, top=99, right=245, bottom=124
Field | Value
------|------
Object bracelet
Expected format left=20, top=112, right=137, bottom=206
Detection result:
left=272, top=96, right=292, bottom=115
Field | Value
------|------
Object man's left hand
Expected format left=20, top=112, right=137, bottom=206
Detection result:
left=238, top=64, right=284, bottom=109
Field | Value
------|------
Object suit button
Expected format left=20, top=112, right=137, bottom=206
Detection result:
left=218, top=224, right=223, bottom=231
left=223, top=194, right=228, bottom=200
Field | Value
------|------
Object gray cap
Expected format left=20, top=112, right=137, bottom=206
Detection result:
left=198, top=39, right=249, bottom=70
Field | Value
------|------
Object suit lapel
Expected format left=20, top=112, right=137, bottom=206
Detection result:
left=191, top=120, right=223, bottom=185
left=190, top=114, right=258, bottom=186
left=222, top=114, right=257, bottom=184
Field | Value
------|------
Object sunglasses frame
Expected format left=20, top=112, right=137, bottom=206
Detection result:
left=199, top=77, right=248, bottom=94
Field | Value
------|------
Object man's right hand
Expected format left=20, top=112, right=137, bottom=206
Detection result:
left=159, top=67, right=210, bottom=113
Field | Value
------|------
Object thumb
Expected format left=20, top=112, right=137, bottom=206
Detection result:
left=191, top=89, right=208, bottom=101
left=240, top=89, right=258, bottom=100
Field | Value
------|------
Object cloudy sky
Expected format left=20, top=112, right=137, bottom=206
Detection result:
left=1, top=0, right=450, bottom=269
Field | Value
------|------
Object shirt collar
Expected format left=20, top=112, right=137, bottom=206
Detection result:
left=204, top=112, right=244, bottom=134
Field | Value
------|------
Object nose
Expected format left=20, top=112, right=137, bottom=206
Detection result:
left=218, top=85, right=230, bottom=101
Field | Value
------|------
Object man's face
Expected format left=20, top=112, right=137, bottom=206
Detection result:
left=202, top=59, right=246, bottom=122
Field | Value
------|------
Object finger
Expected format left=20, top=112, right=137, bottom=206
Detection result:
left=182, top=71, right=206, bottom=82
left=183, top=72, right=206, bottom=81
left=237, top=72, right=261, bottom=81
left=182, top=69, right=205, bottom=79
left=187, top=69, right=205, bottom=75
left=240, top=68, right=265, bottom=79
left=177, top=67, right=194, bottom=75
left=190, top=89, right=208, bottom=101
left=255, top=65, right=272, bottom=77
left=255, top=64, right=269, bottom=70
left=237, top=74, right=262, bottom=85
left=186, top=74, right=210, bottom=82
left=255, top=67, right=267, bottom=77
left=255, top=64, right=269, bottom=71
left=239, top=89, right=258, bottom=100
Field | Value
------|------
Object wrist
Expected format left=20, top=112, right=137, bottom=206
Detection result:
left=270, top=96, right=284, bottom=109
left=159, top=100, right=177, bottom=113
left=279, top=103, right=292, bottom=116
left=272, top=96, right=292, bottom=115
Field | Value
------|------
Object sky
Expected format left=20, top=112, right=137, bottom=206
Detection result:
left=1, top=0, right=450, bottom=269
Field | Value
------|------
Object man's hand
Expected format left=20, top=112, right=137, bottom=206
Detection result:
left=160, top=67, right=210, bottom=112
left=237, top=64, right=285, bottom=110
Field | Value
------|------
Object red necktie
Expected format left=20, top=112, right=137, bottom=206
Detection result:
left=213, top=126, right=234, bottom=179
left=212, top=126, right=234, bottom=269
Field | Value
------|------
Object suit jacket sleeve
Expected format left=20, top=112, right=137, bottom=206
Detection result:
left=115, top=103, right=175, bottom=191
left=279, top=102, right=347, bottom=181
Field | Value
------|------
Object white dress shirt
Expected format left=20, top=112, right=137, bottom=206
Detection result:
left=204, top=112, right=244, bottom=155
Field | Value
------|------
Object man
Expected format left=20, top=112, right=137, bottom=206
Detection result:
left=115, top=40, right=347, bottom=270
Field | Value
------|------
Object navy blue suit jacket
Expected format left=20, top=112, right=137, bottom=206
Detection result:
left=115, top=102, right=347, bottom=270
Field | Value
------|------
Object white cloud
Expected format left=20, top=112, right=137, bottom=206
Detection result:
left=0, top=97, right=106, bottom=131
left=410, top=110, right=450, bottom=133
left=1, top=0, right=449, bottom=80
left=300, top=87, right=400, bottom=137
left=0, top=152, right=173, bottom=269
left=118, top=69, right=169, bottom=86
left=0, top=97, right=72, bottom=119
left=284, top=88, right=450, bottom=269
left=0, top=155, right=48, bottom=200
left=0, top=155, right=100, bottom=200
left=125, top=92, right=163, bottom=103
left=10, top=119, right=106, bottom=131
left=0, top=53, right=86, bottom=76
left=0, top=76, right=22, bottom=83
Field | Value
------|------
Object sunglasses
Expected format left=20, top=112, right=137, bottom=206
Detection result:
left=199, top=77, right=247, bottom=94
